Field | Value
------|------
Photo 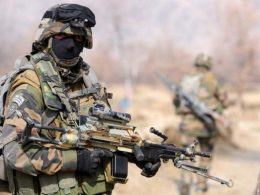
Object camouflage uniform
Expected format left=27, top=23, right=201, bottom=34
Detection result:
left=174, top=54, right=225, bottom=194
left=0, top=4, right=114, bottom=195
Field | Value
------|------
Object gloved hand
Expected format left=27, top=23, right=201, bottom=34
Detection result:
left=77, top=149, right=113, bottom=175
left=137, top=160, right=161, bottom=178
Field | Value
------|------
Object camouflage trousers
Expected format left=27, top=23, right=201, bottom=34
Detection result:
left=179, top=134, right=216, bottom=194
left=0, top=180, right=11, bottom=195
left=5, top=168, right=114, bottom=195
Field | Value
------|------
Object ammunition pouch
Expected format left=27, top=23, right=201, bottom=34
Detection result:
left=15, top=171, right=36, bottom=195
left=39, top=174, right=59, bottom=195
left=104, top=154, right=128, bottom=184
left=39, top=172, right=79, bottom=195
left=6, top=169, right=114, bottom=195
left=81, top=165, right=114, bottom=195
left=0, top=154, right=7, bottom=181
left=58, top=173, right=79, bottom=195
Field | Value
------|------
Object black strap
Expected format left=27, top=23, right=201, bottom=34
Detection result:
left=41, top=108, right=59, bottom=126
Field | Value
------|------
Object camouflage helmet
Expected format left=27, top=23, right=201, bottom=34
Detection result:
left=194, top=53, right=213, bottom=69
left=33, top=4, right=96, bottom=51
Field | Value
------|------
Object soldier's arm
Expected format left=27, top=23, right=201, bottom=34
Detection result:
left=2, top=83, right=77, bottom=176
left=213, top=78, right=230, bottom=109
left=215, top=86, right=230, bottom=108
left=203, top=72, right=228, bottom=110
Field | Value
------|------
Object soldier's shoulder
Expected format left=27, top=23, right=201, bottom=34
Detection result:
left=10, top=69, right=40, bottom=94
left=15, top=69, right=40, bottom=86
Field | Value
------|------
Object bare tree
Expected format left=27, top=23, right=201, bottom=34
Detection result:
left=214, top=0, right=259, bottom=99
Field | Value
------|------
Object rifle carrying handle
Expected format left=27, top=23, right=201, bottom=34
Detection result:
left=133, top=145, right=144, bottom=161
left=149, top=127, right=168, bottom=143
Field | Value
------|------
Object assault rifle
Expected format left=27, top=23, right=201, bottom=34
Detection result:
left=16, top=103, right=232, bottom=187
left=157, top=73, right=233, bottom=141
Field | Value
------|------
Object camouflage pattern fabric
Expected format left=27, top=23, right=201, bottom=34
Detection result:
left=2, top=52, right=113, bottom=194
left=175, top=70, right=225, bottom=193
left=175, top=71, right=224, bottom=138
left=35, top=18, right=93, bottom=49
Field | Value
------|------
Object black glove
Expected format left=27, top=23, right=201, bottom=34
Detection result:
left=137, top=160, right=161, bottom=178
left=77, top=149, right=113, bottom=175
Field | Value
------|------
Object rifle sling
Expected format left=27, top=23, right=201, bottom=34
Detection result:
left=67, top=88, right=99, bottom=99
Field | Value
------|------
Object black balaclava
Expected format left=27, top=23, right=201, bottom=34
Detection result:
left=50, top=36, right=85, bottom=68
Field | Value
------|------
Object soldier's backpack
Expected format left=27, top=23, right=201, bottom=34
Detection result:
left=0, top=56, right=34, bottom=181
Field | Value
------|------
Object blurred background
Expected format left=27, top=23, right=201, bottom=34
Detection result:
left=1, top=0, right=260, bottom=195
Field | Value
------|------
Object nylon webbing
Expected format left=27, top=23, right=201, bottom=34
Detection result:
left=67, top=87, right=99, bottom=99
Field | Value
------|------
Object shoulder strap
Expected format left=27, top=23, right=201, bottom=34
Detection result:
left=82, top=62, right=113, bottom=103
left=82, top=62, right=102, bottom=99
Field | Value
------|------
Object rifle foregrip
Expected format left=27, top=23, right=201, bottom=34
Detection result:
left=133, top=145, right=144, bottom=161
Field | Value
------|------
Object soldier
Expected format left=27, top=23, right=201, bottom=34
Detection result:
left=174, top=54, right=226, bottom=194
left=0, top=4, right=160, bottom=195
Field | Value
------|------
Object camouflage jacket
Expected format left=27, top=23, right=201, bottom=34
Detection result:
left=2, top=52, right=110, bottom=176
left=174, top=71, right=225, bottom=137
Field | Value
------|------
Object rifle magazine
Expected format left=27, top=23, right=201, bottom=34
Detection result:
left=104, top=154, right=128, bottom=184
